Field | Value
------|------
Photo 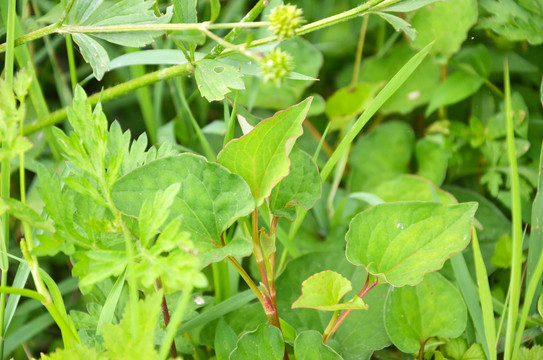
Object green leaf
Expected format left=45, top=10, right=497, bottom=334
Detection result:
left=71, top=34, right=110, bottom=80
left=195, top=59, right=245, bottom=102
left=102, top=291, right=162, bottom=359
left=374, top=175, right=457, bottom=204
left=479, top=0, right=543, bottom=45
left=444, top=337, right=468, bottom=360
left=230, top=324, right=284, bottom=360
left=0, top=198, right=54, bottom=233
left=269, top=146, right=322, bottom=221
left=39, top=342, right=105, bottom=360
left=217, top=98, right=312, bottom=206
left=518, top=345, right=543, bottom=360
left=292, top=270, right=368, bottom=311
left=538, top=295, right=543, bottom=318
left=138, top=183, right=180, bottom=247
left=377, top=12, right=417, bottom=40
left=276, top=252, right=391, bottom=359
left=112, top=154, right=255, bottom=257
left=381, top=0, right=448, bottom=12
left=197, top=237, right=253, bottom=269
left=384, top=272, right=467, bottom=353
left=426, top=70, right=484, bottom=116
left=210, top=0, right=221, bottom=22
left=415, top=138, right=450, bottom=186
left=345, top=202, right=478, bottom=287
left=324, top=82, right=385, bottom=122
left=349, top=121, right=415, bottom=192
left=215, top=318, right=237, bottom=360
left=355, top=43, right=440, bottom=115
left=462, top=343, right=486, bottom=360
left=294, top=330, right=343, bottom=360
left=411, top=0, right=478, bottom=57
left=68, top=1, right=173, bottom=78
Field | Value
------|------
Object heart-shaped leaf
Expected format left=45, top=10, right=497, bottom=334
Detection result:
left=270, top=146, right=322, bottom=221
left=217, top=98, right=312, bottom=206
left=346, top=202, right=478, bottom=287
left=384, top=272, right=467, bottom=353
left=112, top=154, right=255, bottom=260
left=292, top=270, right=368, bottom=311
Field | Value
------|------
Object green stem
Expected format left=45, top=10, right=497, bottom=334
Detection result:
left=220, top=0, right=400, bottom=57
left=158, top=283, right=194, bottom=360
left=227, top=256, right=264, bottom=305
left=23, top=63, right=193, bottom=135
left=65, top=34, right=78, bottom=88
left=0, top=0, right=17, bottom=356
left=58, top=22, right=269, bottom=34
left=223, top=91, right=239, bottom=147
left=206, top=0, right=268, bottom=59
left=351, top=15, right=369, bottom=86
left=0, top=286, right=46, bottom=303
left=503, top=59, right=523, bottom=360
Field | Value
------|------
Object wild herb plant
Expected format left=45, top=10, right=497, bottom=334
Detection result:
left=0, top=0, right=542, bottom=359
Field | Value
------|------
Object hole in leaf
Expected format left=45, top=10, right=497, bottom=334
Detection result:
left=214, top=66, right=225, bottom=74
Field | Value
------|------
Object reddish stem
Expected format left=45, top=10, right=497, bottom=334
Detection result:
left=322, top=276, right=378, bottom=343
left=156, top=280, right=177, bottom=358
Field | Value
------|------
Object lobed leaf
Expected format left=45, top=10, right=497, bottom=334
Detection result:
left=195, top=59, right=245, bottom=102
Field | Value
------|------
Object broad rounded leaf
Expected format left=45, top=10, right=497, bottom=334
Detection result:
left=349, top=121, right=414, bottom=192
left=230, top=324, right=284, bottom=360
left=374, top=175, right=456, bottom=204
left=384, top=272, right=467, bottom=353
left=294, top=330, right=343, bottom=360
left=411, top=0, right=477, bottom=57
left=270, top=146, right=322, bottom=221
left=217, top=98, right=312, bottom=206
left=276, top=252, right=391, bottom=360
left=112, top=154, right=255, bottom=248
left=292, top=270, right=368, bottom=311
left=346, top=202, right=478, bottom=287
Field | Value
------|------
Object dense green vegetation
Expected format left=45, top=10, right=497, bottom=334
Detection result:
left=0, top=0, right=542, bottom=359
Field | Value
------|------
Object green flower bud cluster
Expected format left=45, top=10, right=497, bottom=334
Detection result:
left=259, top=48, right=294, bottom=86
left=267, top=3, right=305, bottom=39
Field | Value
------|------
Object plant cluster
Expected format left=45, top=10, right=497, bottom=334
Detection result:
left=0, top=0, right=542, bottom=359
